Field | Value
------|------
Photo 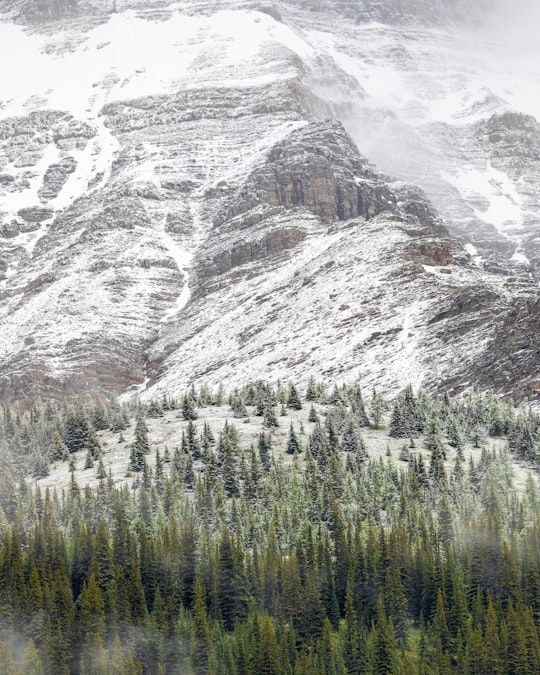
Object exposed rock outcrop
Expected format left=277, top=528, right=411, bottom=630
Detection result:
left=220, top=120, right=397, bottom=226
left=481, top=112, right=540, bottom=161
left=39, top=156, right=77, bottom=201
left=436, top=290, right=540, bottom=401
left=17, top=206, right=54, bottom=222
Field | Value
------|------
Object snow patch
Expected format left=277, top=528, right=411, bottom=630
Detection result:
left=443, top=163, right=522, bottom=234
left=511, top=251, right=530, bottom=266
left=0, top=8, right=315, bottom=121
left=464, top=243, right=483, bottom=267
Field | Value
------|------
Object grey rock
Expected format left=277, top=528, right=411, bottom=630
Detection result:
left=39, top=156, right=77, bottom=202
left=17, top=206, right=54, bottom=222
left=219, top=119, right=396, bottom=227
left=0, top=222, right=20, bottom=238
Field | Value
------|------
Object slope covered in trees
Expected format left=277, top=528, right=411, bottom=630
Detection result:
left=0, top=381, right=540, bottom=673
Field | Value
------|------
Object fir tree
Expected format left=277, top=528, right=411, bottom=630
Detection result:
left=286, top=424, right=301, bottom=455
left=287, top=383, right=303, bottom=410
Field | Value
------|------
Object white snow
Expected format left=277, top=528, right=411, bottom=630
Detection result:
left=50, top=118, right=120, bottom=209
left=0, top=8, right=315, bottom=121
left=159, top=221, right=193, bottom=323
left=464, top=243, right=483, bottom=267
left=512, top=251, right=530, bottom=266
left=443, top=163, right=522, bottom=233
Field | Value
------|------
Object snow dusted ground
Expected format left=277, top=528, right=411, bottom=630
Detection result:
left=35, top=401, right=530, bottom=498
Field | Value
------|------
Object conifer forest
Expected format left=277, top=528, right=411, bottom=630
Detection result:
left=1, top=380, right=540, bottom=673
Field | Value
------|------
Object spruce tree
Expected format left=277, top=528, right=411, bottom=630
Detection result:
left=182, top=394, right=198, bottom=421
left=130, top=412, right=150, bottom=472
left=64, top=406, right=91, bottom=454
left=287, top=383, right=302, bottom=410
left=286, top=424, right=301, bottom=455
left=190, top=578, right=213, bottom=673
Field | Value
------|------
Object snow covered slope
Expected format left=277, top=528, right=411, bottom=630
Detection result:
left=0, top=0, right=539, bottom=403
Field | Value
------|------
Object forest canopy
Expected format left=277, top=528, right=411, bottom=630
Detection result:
left=0, top=380, right=539, bottom=673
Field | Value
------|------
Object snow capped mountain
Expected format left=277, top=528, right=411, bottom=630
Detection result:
left=0, top=0, right=538, bottom=404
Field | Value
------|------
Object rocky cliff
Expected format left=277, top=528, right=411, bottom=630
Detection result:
left=0, top=0, right=538, bottom=405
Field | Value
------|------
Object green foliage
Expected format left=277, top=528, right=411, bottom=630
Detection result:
left=1, top=383, right=540, bottom=673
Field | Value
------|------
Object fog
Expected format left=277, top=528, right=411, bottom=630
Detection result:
left=324, top=0, right=540, bottom=265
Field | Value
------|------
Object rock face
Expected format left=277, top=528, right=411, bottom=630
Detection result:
left=483, top=112, right=540, bottom=159
left=17, top=206, right=54, bottom=222
left=321, top=0, right=499, bottom=24
left=0, top=0, right=501, bottom=26
left=0, top=0, right=538, bottom=405
left=39, top=157, right=77, bottom=201
left=222, top=120, right=396, bottom=224
left=20, top=0, right=78, bottom=20
left=426, top=286, right=540, bottom=401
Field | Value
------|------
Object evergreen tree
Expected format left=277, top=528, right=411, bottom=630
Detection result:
left=182, top=394, right=198, bottom=421
left=258, top=432, right=272, bottom=471
left=77, top=573, right=108, bottom=674
left=286, top=424, right=301, bottom=455
left=64, top=406, right=91, bottom=454
left=218, top=529, right=248, bottom=631
left=372, top=595, right=397, bottom=675
left=287, top=383, right=303, bottom=410
left=50, top=431, right=69, bottom=461
left=370, top=392, right=387, bottom=430
left=190, top=578, right=213, bottom=674
left=130, top=412, right=150, bottom=472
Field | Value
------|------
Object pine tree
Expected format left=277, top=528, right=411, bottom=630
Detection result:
left=263, top=405, right=279, bottom=429
left=85, top=425, right=102, bottom=458
left=182, top=394, right=198, bottom=421
left=484, top=595, right=502, bottom=674
left=147, top=399, right=163, bottom=418
left=373, top=595, right=397, bottom=675
left=130, top=412, right=150, bottom=472
left=77, top=573, right=108, bottom=674
left=258, top=432, right=272, bottom=471
left=219, top=434, right=239, bottom=497
left=50, top=431, right=69, bottom=461
left=389, top=402, right=406, bottom=438
left=96, top=456, right=106, bottom=480
left=0, top=642, right=16, bottom=675
left=218, top=528, right=248, bottom=631
left=287, top=383, right=302, bottom=410
left=305, top=376, right=319, bottom=401
left=191, top=578, right=213, bottom=673
left=187, top=419, right=201, bottom=460
left=19, top=639, right=43, bottom=674
left=370, top=393, right=387, bottom=430
left=351, top=386, right=370, bottom=427
left=286, top=424, right=301, bottom=455
left=64, top=406, right=91, bottom=454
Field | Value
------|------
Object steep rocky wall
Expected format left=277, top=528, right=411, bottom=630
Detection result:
left=289, top=0, right=499, bottom=24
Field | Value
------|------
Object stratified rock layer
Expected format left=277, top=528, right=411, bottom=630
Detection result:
left=0, top=0, right=538, bottom=405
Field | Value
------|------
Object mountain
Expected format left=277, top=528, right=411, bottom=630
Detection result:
left=0, top=0, right=538, bottom=404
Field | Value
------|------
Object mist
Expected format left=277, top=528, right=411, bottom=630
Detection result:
left=319, top=0, right=540, bottom=267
